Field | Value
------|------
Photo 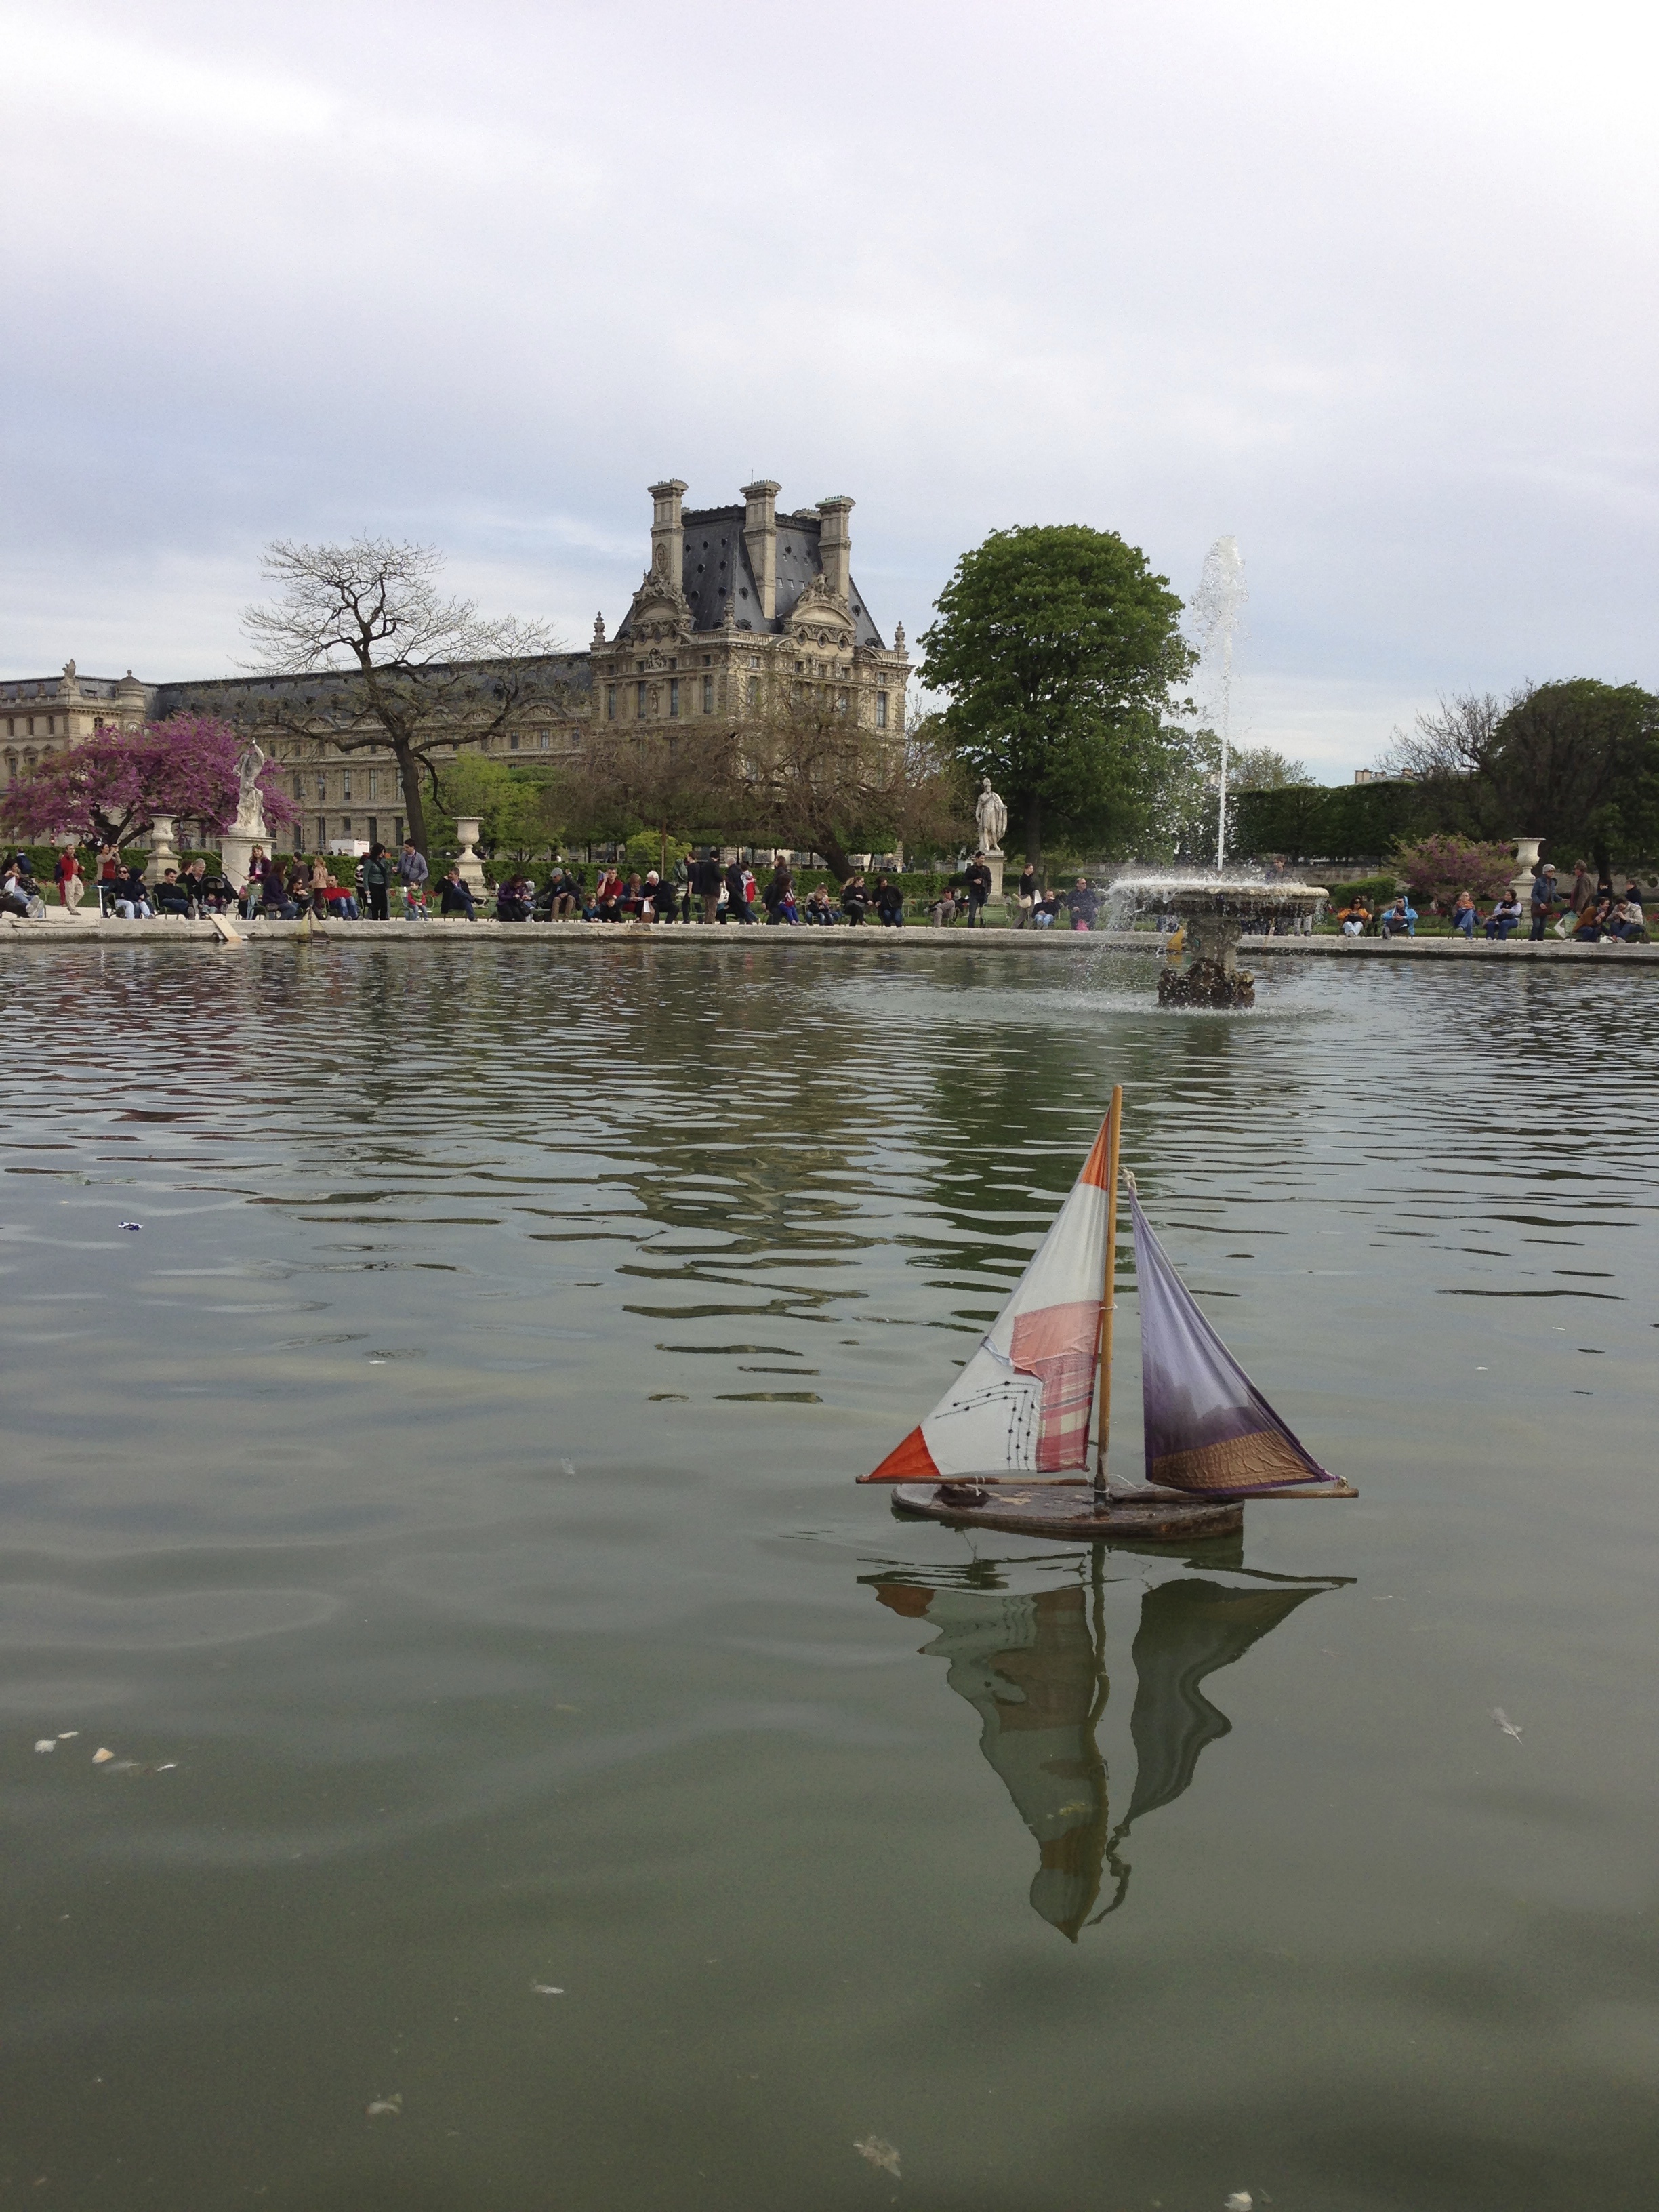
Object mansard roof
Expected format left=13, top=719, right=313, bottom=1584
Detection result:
left=0, top=674, right=128, bottom=701
left=621, top=504, right=888, bottom=649
left=149, top=655, right=594, bottom=720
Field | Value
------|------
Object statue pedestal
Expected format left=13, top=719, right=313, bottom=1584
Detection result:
left=220, top=834, right=258, bottom=891
left=220, top=808, right=270, bottom=894
left=984, top=849, right=1004, bottom=899
left=145, top=816, right=179, bottom=886
left=455, top=819, right=487, bottom=893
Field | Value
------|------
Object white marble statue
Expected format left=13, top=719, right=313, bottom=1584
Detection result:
left=233, top=739, right=268, bottom=833
left=974, top=775, right=1007, bottom=854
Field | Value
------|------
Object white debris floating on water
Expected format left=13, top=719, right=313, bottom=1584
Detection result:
left=1225, top=2195, right=1254, bottom=2210
left=34, top=1740, right=55, bottom=1754
left=1492, top=1708, right=1524, bottom=1742
left=531, top=1984, right=564, bottom=1996
left=366, top=2093, right=402, bottom=2118
left=92, top=1748, right=114, bottom=1764
left=854, top=2137, right=901, bottom=2177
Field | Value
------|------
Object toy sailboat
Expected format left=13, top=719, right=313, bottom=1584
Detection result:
left=860, top=1086, right=1357, bottom=1541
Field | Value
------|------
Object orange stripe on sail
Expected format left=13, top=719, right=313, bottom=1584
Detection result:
left=860, top=1425, right=940, bottom=1483
left=1078, top=1114, right=1115, bottom=1189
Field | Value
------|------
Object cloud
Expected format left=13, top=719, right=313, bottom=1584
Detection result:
left=3, top=0, right=1656, bottom=775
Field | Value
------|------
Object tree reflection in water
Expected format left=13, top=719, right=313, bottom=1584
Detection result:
left=869, top=1561, right=1349, bottom=1938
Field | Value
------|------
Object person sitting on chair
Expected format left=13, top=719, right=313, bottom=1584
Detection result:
left=111, top=865, right=154, bottom=920
left=1485, top=893, right=1521, bottom=939
left=438, top=865, right=477, bottom=920
left=154, top=867, right=192, bottom=916
left=1380, top=895, right=1417, bottom=937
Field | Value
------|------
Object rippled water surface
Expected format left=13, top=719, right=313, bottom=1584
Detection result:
left=5, top=940, right=1659, bottom=2210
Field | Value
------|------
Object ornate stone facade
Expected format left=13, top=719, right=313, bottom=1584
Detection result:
left=590, top=479, right=907, bottom=743
left=2, top=478, right=909, bottom=852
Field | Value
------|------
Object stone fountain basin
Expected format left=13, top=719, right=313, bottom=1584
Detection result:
left=1121, top=879, right=1328, bottom=921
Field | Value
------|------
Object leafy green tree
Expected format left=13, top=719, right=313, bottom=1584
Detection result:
left=1382, top=680, right=1659, bottom=867
left=431, top=753, right=558, bottom=864
left=1230, top=745, right=1314, bottom=790
left=920, top=525, right=1195, bottom=867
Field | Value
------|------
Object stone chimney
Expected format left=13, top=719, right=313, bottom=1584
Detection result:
left=741, top=479, right=781, bottom=621
left=817, top=497, right=854, bottom=600
left=648, top=479, right=687, bottom=592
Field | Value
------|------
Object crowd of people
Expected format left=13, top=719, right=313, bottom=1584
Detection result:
left=15, top=836, right=1653, bottom=949
left=1334, top=861, right=1650, bottom=944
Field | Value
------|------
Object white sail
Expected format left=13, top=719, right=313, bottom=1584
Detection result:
left=862, top=1114, right=1112, bottom=1482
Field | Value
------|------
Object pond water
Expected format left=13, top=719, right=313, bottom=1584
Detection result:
left=4, top=941, right=1658, bottom=2211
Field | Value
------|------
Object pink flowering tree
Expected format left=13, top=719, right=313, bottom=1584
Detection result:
left=1392, top=833, right=1517, bottom=910
left=0, top=715, right=296, bottom=851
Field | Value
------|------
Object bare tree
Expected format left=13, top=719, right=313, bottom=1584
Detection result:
left=1376, top=691, right=1511, bottom=792
left=241, top=537, right=560, bottom=853
left=552, top=702, right=964, bottom=878
left=732, top=699, right=963, bottom=878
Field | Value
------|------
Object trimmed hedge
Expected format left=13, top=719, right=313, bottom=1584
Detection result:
left=1322, top=874, right=1402, bottom=912
left=1229, top=781, right=1452, bottom=864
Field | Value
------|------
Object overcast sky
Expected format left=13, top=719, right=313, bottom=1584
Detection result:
left=3, top=0, right=1655, bottom=779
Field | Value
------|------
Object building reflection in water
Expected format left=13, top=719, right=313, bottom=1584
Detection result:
left=869, top=1563, right=1348, bottom=1939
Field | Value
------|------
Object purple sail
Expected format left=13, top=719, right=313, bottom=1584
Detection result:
left=1130, top=1192, right=1334, bottom=1495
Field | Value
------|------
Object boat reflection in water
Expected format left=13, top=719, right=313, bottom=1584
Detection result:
left=869, top=1562, right=1349, bottom=1938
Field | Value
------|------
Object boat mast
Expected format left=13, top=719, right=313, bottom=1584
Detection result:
left=1092, top=1086, right=1124, bottom=1501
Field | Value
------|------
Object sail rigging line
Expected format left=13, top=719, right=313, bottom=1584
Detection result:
left=1092, top=1088, right=1123, bottom=1498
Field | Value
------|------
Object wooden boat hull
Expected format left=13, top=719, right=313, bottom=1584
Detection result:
left=891, top=1481, right=1245, bottom=1543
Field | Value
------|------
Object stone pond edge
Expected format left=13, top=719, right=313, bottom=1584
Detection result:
left=5, top=917, right=1656, bottom=965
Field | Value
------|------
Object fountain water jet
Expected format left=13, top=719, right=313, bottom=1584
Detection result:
left=1190, top=537, right=1248, bottom=864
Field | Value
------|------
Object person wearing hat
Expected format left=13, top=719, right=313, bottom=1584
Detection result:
left=1528, top=862, right=1558, bottom=941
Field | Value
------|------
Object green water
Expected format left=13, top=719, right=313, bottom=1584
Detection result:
left=3, top=941, right=1658, bottom=2210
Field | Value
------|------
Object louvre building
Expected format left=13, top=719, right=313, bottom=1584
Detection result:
left=1, top=479, right=910, bottom=853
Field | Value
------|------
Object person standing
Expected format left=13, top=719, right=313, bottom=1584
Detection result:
left=724, top=858, right=756, bottom=922
left=692, top=851, right=721, bottom=924
left=363, top=843, right=392, bottom=921
left=1565, top=860, right=1593, bottom=920
left=1529, top=863, right=1558, bottom=941
left=398, top=838, right=429, bottom=907
left=96, top=842, right=121, bottom=915
left=964, top=852, right=994, bottom=927
left=1015, top=862, right=1038, bottom=926
left=56, top=846, right=85, bottom=913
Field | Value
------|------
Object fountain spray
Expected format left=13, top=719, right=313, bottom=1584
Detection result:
left=1191, top=537, right=1248, bottom=865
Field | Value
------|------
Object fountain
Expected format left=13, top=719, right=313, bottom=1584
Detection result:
left=1190, top=536, right=1248, bottom=866
left=1111, top=874, right=1328, bottom=1008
